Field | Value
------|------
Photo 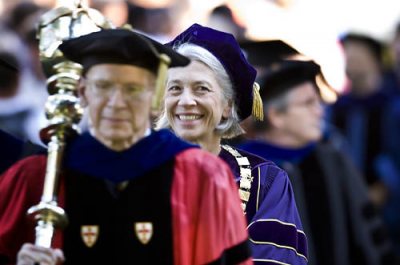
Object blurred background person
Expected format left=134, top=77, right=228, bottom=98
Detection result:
left=0, top=25, right=46, bottom=145
left=238, top=46, right=397, bottom=264
left=3, top=1, right=49, bottom=87
left=327, top=33, right=393, bottom=209
left=390, top=22, right=400, bottom=91
left=0, top=2, right=50, bottom=145
left=0, top=56, right=25, bottom=174
left=0, top=54, right=46, bottom=175
left=374, top=21, right=400, bottom=256
left=206, top=4, right=246, bottom=41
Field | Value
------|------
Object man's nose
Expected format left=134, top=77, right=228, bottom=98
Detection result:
left=107, top=87, right=127, bottom=107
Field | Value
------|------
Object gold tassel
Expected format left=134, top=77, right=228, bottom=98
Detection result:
left=252, top=82, right=264, bottom=121
left=152, top=53, right=171, bottom=111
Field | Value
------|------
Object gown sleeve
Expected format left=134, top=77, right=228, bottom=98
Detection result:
left=0, top=155, right=64, bottom=265
left=0, top=156, right=46, bottom=265
left=248, top=163, right=308, bottom=265
left=171, top=149, right=253, bottom=265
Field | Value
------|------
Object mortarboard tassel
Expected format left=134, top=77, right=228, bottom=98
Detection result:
left=152, top=53, right=171, bottom=111
left=252, top=82, right=264, bottom=121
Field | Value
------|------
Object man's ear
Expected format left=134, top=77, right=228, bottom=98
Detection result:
left=267, top=107, right=285, bottom=129
left=78, top=79, right=88, bottom=107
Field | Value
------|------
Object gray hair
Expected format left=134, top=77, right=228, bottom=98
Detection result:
left=264, top=92, right=290, bottom=113
left=155, top=43, right=243, bottom=138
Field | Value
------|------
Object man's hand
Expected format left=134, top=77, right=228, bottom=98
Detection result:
left=17, top=243, right=64, bottom=265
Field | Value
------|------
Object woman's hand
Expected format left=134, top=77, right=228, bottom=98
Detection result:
left=17, top=243, right=65, bottom=265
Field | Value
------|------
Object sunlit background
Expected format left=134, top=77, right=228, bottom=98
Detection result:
left=0, top=0, right=399, bottom=94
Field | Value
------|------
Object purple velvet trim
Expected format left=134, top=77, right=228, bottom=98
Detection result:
left=254, top=261, right=290, bottom=265
left=248, top=220, right=307, bottom=258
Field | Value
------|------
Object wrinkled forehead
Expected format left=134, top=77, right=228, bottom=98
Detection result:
left=85, top=63, right=156, bottom=83
left=167, top=60, right=219, bottom=85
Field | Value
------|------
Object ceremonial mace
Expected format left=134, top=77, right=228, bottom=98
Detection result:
left=27, top=1, right=113, bottom=248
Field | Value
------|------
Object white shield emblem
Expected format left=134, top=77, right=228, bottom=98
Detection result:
left=81, top=225, right=99, bottom=248
left=135, top=222, right=153, bottom=244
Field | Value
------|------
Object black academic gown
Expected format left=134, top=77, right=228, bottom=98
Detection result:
left=0, top=129, right=23, bottom=174
left=240, top=140, right=396, bottom=265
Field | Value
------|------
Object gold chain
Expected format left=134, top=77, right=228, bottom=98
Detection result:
left=221, top=145, right=254, bottom=214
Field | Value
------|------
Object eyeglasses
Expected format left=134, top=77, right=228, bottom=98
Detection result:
left=85, top=79, right=148, bottom=99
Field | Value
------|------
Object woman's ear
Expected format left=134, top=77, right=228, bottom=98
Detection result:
left=79, top=79, right=88, bottom=107
left=222, top=99, right=233, bottom=119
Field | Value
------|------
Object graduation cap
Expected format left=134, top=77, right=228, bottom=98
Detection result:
left=59, top=28, right=190, bottom=109
left=240, top=39, right=300, bottom=67
left=259, top=60, right=321, bottom=100
left=59, top=28, right=189, bottom=73
left=168, top=23, right=263, bottom=121
left=245, top=41, right=336, bottom=103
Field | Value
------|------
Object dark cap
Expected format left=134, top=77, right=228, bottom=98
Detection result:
left=340, top=33, right=383, bottom=64
left=59, top=28, right=190, bottom=74
left=259, top=60, right=321, bottom=99
left=240, top=39, right=300, bottom=67
left=168, top=23, right=257, bottom=120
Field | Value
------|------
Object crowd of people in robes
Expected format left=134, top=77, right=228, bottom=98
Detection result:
left=1, top=1, right=400, bottom=265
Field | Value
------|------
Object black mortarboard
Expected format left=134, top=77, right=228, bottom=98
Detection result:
left=259, top=60, right=321, bottom=100
left=240, top=39, right=300, bottom=67
left=168, top=23, right=263, bottom=121
left=59, top=28, right=190, bottom=74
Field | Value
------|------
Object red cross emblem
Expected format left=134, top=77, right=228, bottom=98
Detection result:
left=81, top=225, right=99, bottom=248
left=135, top=222, right=153, bottom=244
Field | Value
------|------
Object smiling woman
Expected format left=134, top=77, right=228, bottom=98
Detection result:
left=156, top=23, right=308, bottom=265
left=164, top=59, right=232, bottom=151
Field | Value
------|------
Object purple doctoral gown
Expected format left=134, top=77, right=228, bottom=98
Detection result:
left=219, top=146, right=307, bottom=265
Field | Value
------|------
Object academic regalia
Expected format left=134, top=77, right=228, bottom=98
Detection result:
left=378, top=96, right=400, bottom=255
left=0, top=129, right=23, bottom=174
left=0, top=57, right=24, bottom=174
left=0, top=130, right=252, bottom=265
left=328, top=89, right=391, bottom=185
left=219, top=146, right=307, bottom=265
left=0, top=129, right=46, bottom=176
left=239, top=139, right=396, bottom=265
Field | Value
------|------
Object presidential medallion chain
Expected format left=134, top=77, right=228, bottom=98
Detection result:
left=221, top=145, right=254, bottom=215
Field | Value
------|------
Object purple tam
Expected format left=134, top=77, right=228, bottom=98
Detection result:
left=168, top=23, right=257, bottom=121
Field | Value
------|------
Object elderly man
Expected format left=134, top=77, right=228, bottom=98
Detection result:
left=0, top=29, right=251, bottom=265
